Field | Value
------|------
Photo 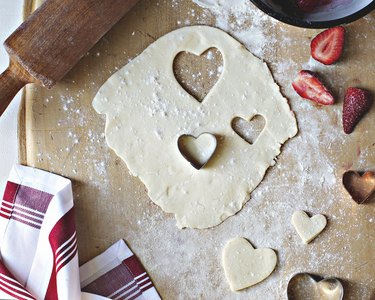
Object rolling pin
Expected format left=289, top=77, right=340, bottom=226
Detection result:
left=0, top=0, right=140, bottom=117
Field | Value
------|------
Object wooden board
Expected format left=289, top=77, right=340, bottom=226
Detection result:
left=20, top=0, right=375, bottom=299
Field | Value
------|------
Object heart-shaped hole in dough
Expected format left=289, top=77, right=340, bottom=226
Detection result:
left=231, top=114, right=266, bottom=145
left=178, top=133, right=218, bottom=170
left=287, top=273, right=344, bottom=300
left=173, top=48, right=223, bottom=102
left=342, top=170, right=375, bottom=204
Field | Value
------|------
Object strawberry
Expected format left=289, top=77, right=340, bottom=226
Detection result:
left=311, top=26, right=345, bottom=65
left=343, top=88, right=373, bottom=134
left=292, top=70, right=335, bottom=105
left=296, top=0, right=320, bottom=12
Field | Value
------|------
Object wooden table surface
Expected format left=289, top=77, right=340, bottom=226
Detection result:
left=20, top=0, right=375, bottom=299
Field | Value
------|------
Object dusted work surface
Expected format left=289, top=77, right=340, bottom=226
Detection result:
left=20, top=0, right=375, bottom=299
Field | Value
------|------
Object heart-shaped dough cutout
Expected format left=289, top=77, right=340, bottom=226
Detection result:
left=287, top=273, right=344, bottom=300
left=292, top=211, right=327, bottom=244
left=342, top=171, right=375, bottom=204
left=178, top=133, right=217, bottom=169
left=173, top=48, right=223, bottom=102
left=231, top=114, right=266, bottom=145
left=222, top=237, right=277, bottom=291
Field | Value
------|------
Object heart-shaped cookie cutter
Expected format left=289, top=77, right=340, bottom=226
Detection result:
left=287, top=273, right=344, bottom=300
left=342, top=170, right=375, bottom=204
left=177, top=133, right=218, bottom=170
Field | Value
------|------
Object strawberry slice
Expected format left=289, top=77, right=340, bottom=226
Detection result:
left=292, top=70, right=335, bottom=105
left=311, top=26, right=345, bottom=65
left=343, top=88, right=373, bottom=134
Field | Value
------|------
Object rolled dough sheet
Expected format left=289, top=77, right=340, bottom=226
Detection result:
left=92, top=25, right=298, bottom=229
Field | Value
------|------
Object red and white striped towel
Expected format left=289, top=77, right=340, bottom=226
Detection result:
left=80, top=240, right=160, bottom=300
left=0, top=164, right=160, bottom=300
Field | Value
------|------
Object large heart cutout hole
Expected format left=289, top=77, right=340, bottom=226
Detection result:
left=232, top=115, right=266, bottom=145
left=173, top=48, right=223, bottom=102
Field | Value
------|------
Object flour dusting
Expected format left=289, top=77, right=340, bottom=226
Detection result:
left=28, top=1, right=375, bottom=299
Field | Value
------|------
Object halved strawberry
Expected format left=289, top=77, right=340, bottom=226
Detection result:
left=311, top=26, right=345, bottom=65
left=343, top=88, right=373, bottom=134
left=292, top=70, right=335, bottom=105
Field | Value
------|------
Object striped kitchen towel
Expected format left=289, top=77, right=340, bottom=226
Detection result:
left=0, top=164, right=160, bottom=300
left=80, top=240, right=160, bottom=300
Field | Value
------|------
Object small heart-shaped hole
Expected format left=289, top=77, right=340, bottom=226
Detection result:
left=173, top=48, right=223, bottom=102
left=232, top=115, right=266, bottom=145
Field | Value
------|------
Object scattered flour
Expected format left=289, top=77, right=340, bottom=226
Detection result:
left=30, top=1, right=375, bottom=299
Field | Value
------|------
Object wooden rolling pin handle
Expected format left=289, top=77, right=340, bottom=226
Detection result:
left=0, top=65, right=27, bottom=117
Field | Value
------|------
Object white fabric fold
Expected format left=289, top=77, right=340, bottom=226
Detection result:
left=0, top=165, right=160, bottom=300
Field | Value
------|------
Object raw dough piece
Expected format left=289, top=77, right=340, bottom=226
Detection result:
left=292, top=211, right=327, bottom=244
left=93, top=26, right=298, bottom=229
left=222, top=237, right=277, bottom=291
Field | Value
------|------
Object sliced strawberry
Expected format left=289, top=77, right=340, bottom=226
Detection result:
left=311, top=26, right=345, bottom=65
left=296, top=0, right=320, bottom=13
left=343, top=88, right=373, bottom=134
left=292, top=70, right=335, bottom=105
